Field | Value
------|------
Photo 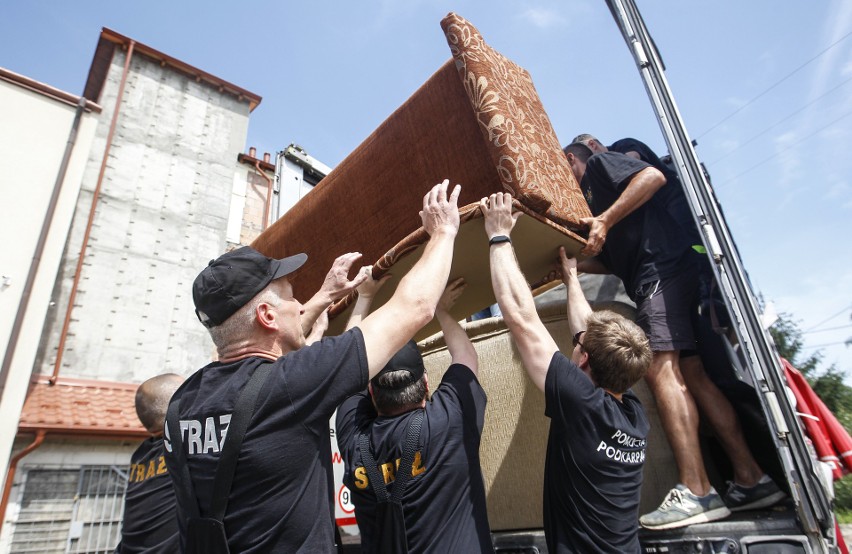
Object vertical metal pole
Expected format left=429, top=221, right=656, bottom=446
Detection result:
left=604, top=0, right=833, bottom=544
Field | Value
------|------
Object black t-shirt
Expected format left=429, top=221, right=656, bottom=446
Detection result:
left=609, top=138, right=701, bottom=244
left=581, top=151, right=691, bottom=298
left=543, top=352, right=648, bottom=554
left=336, top=364, right=494, bottom=553
left=164, top=328, right=369, bottom=554
left=116, top=437, right=179, bottom=553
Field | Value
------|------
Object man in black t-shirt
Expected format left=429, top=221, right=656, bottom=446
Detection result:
left=481, top=191, right=652, bottom=553
left=571, top=134, right=699, bottom=245
left=164, top=180, right=462, bottom=553
left=562, top=143, right=783, bottom=530
left=572, top=136, right=786, bottom=516
left=115, top=373, right=183, bottom=554
left=337, top=278, right=493, bottom=553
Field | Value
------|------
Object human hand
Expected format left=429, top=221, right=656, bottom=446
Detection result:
left=579, top=215, right=608, bottom=256
left=558, top=246, right=578, bottom=285
left=480, top=192, right=521, bottom=239
left=355, top=266, right=392, bottom=299
left=319, top=252, right=368, bottom=301
left=420, top=179, right=461, bottom=237
left=438, top=277, right=466, bottom=314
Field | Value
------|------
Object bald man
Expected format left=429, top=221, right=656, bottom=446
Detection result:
left=115, top=373, right=184, bottom=553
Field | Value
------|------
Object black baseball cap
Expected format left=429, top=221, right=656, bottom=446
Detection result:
left=192, top=246, right=307, bottom=328
left=371, top=341, right=426, bottom=389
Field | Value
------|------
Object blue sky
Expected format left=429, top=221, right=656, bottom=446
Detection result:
left=3, top=1, right=851, bottom=377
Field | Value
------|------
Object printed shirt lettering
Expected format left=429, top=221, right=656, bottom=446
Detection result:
left=164, top=414, right=232, bottom=455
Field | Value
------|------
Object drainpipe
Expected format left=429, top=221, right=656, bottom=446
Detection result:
left=51, top=40, right=136, bottom=385
left=256, top=157, right=273, bottom=231
left=0, top=97, right=88, bottom=398
left=0, top=431, right=46, bottom=527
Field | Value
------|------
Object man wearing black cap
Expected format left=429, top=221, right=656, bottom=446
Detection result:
left=336, top=277, right=493, bottom=553
left=164, top=180, right=462, bottom=553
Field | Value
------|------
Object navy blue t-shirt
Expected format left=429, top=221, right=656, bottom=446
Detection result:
left=608, top=137, right=701, bottom=245
left=336, top=364, right=494, bottom=553
left=581, top=151, right=692, bottom=298
left=164, top=328, right=369, bottom=553
left=543, top=351, right=648, bottom=553
left=116, top=437, right=178, bottom=553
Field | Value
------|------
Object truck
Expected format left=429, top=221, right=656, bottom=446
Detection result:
left=314, top=1, right=842, bottom=551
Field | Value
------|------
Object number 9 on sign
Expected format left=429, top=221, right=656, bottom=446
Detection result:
left=338, top=484, right=355, bottom=514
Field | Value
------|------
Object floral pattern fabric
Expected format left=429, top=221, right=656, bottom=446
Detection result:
left=441, top=12, right=590, bottom=228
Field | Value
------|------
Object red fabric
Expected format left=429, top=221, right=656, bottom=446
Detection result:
left=783, top=358, right=852, bottom=479
left=837, top=518, right=849, bottom=554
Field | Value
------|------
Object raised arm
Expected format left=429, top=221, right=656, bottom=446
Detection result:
left=304, top=308, right=329, bottom=345
left=345, top=266, right=391, bottom=331
left=435, top=278, right=478, bottom=377
left=358, top=179, right=460, bottom=379
left=301, top=252, right=369, bottom=334
left=559, top=247, right=592, bottom=338
left=579, top=166, right=666, bottom=256
left=481, top=192, right=558, bottom=392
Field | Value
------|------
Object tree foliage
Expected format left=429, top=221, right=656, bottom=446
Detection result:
left=770, top=312, right=852, bottom=422
left=770, top=312, right=852, bottom=516
left=769, top=313, right=822, bottom=377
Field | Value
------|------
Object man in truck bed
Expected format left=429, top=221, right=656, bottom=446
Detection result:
left=562, top=142, right=784, bottom=530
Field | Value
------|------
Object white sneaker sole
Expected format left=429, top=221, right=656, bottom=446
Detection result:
left=640, top=506, right=732, bottom=530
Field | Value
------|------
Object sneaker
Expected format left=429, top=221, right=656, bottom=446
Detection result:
left=640, top=484, right=731, bottom=530
left=723, top=474, right=786, bottom=512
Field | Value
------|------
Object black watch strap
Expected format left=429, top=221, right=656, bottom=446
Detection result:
left=489, top=235, right=511, bottom=246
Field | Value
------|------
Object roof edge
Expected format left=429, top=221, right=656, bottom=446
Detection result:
left=84, top=27, right=262, bottom=112
left=30, top=374, right=139, bottom=390
left=0, top=67, right=102, bottom=112
left=16, top=425, right=148, bottom=440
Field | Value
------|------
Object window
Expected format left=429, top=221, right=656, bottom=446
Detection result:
left=10, top=466, right=127, bottom=554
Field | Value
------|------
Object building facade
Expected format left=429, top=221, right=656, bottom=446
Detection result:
left=0, top=28, right=283, bottom=553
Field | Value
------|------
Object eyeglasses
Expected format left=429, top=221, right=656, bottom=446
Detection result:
left=572, top=330, right=586, bottom=348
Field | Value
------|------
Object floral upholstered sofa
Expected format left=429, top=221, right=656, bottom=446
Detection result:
left=252, top=13, right=590, bottom=338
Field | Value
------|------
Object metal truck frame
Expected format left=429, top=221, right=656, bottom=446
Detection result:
left=603, top=0, right=839, bottom=551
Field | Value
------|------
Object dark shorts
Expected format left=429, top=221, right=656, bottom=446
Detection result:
left=634, top=263, right=700, bottom=352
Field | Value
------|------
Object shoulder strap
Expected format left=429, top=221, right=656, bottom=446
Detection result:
left=390, top=410, right=423, bottom=503
left=209, top=361, right=275, bottom=521
left=357, top=409, right=424, bottom=504
left=359, top=431, right=390, bottom=502
left=166, top=397, right=201, bottom=520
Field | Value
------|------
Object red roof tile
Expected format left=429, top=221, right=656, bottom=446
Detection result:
left=19, top=375, right=147, bottom=439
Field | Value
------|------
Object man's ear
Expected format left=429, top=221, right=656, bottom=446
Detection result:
left=255, top=302, right=278, bottom=331
left=577, top=350, right=591, bottom=371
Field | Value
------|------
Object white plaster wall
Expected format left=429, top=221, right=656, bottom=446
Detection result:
left=0, top=79, right=98, bottom=510
left=35, top=49, right=254, bottom=384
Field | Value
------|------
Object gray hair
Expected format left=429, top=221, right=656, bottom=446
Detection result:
left=571, top=133, right=599, bottom=145
left=207, top=286, right=284, bottom=350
